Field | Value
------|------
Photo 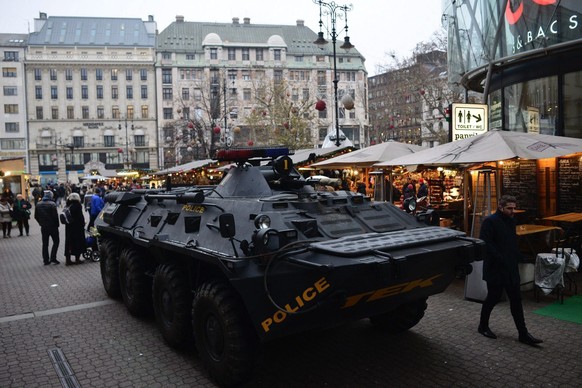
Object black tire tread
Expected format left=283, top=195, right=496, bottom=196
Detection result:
left=99, top=239, right=121, bottom=298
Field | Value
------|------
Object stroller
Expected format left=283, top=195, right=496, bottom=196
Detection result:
left=82, top=227, right=100, bottom=262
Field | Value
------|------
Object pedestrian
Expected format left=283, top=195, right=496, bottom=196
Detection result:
left=0, top=195, right=13, bottom=238
left=31, top=185, right=43, bottom=206
left=12, top=193, right=32, bottom=236
left=478, top=194, right=543, bottom=346
left=34, top=191, right=60, bottom=265
left=63, top=193, right=87, bottom=265
left=417, top=178, right=428, bottom=198
left=87, top=188, right=104, bottom=231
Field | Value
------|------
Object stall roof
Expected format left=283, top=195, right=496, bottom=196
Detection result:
left=311, top=140, right=426, bottom=169
left=154, top=159, right=215, bottom=175
left=375, top=130, right=582, bottom=167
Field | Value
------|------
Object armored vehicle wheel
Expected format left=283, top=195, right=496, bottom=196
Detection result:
left=369, top=298, right=428, bottom=333
left=99, top=239, right=121, bottom=298
left=119, top=248, right=153, bottom=317
left=153, top=264, right=193, bottom=348
left=192, top=281, right=258, bottom=387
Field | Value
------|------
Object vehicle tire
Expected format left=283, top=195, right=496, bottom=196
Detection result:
left=119, top=247, right=153, bottom=317
left=192, top=281, right=258, bottom=387
left=91, top=250, right=100, bottom=262
left=153, top=264, right=193, bottom=348
left=99, top=239, right=121, bottom=298
left=369, top=298, right=428, bottom=333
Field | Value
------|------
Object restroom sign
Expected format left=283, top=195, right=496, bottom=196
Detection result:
left=451, top=103, right=488, bottom=141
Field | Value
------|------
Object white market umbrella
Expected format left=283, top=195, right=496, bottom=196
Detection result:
left=376, top=130, right=582, bottom=166
left=311, top=140, right=426, bottom=169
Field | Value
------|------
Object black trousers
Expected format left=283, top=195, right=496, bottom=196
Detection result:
left=17, top=218, right=29, bottom=235
left=41, top=227, right=60, bottom=263
left=480, top=280, right=527, bottom=335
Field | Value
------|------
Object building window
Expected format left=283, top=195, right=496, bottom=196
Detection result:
left=67, top=106, right=74, bottom=119
left=34, top=68, right=42, bottom=80
left=182, top=88, right=189, bottom=100
left=104, top=135, right=115, bottom=147
left=81, top=85, right=88, bottom=99
left=82, top=106, right=89, bottom=119
left=36, top=106, right=43, bottom=119
left=3, top=86, right=17, bottom=96
left=5, top=123, right=19, bottom=132
left=242, top=70, right=250, bottom=81
left=65, top=68, right=73, bottom=81
left=274, top=70, right=283, bottom=82
left=243, top=88, right=251, bottom=101
left=162, top=68, right=172, bottom=84
left=141, top=105, right=148, bottom=118
left=80, top=68, right=87, bottom=81
left=97, top=106, right=104, bottom=119
left=112, top=106, right=120, bottom=119
left=318, top=109, right=327, bottom=119
left=141, top=85, right=147, bottom=99
left=228, top=48, right=236, bottom=61
left=134, top=135, right=145, bottom=147
left=49, top=69, right=57, bottom=80
left=127, top=105, right=134, bottom=119
left=51, top=107, right=58, bottom=119
left=228, top=70, right=237, bottom=81
left=73, top=136, right=84, bottom=148
left=140, top=69, right=147, bottom=80
left=126, top=69, right=132, bottom=80
left=2, top=67, right=17, bottom=77
left=242, top=48, right=249, bottom=61
left=186, top=53, right=195, bottom=60
left=295, top=55, right=304, bottom=62
left=303, top=88, right=310, bottom=100
left=111, top=69, right=118, bottom=80
left=162, top=87, right=173, bottom=100
left=50, top=86, right=58, bottom=99
left=1, top=139, right=25, bottom=150
left=4, top=104, right=18, bottom=113
left=194, top=88, right=202, bottom=102
left=66, top=87, right=73, bottom=99
left=210, top=48, right=217, bottom=60
left=273, top=49, right=281, bottom=61
left=317, top=71, right=326, bottom=85
left=3, top=51, right=18, bottom=61
left=111, top=86, right=118, bottom=99
left=96, top=68, right=103, bottom=81
left=126, top=86, right=133, bottom=99
left=163, top=108, right=173, bottom=119
left=182, top=107, right=190, bottom=119
left=162, top=52, right=171, bottom=60
left=256, top=48, right=264, bottom=61
left=96, top=85, right=103, bottom=99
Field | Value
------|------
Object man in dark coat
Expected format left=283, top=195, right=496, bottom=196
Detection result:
left=63, top=193, right=87, bottom=265
left=34, top=191, right=60, bottom=265
left=478, top=194, right=542, bottom=346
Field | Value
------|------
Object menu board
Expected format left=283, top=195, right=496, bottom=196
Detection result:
left=501, top=159, right=538, bottom=214
left=557, top=157, right=582, bottom=213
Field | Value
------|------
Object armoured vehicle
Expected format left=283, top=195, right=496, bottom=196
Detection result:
left=96, top=147, right=484, bottom=386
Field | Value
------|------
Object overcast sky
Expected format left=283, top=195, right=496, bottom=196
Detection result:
left=1, top=0, right=445, bottom=76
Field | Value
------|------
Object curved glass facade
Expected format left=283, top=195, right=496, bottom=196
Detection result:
left=444, top=0, right=582, bottom=137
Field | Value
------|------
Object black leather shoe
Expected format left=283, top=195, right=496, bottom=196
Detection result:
left=478, top=326, right=497, bottom=339
left=519, top=333, right=543, bottom=346
left=44, top=262, right=50, bottom=266
left=51, top=259, right=61, bottom=265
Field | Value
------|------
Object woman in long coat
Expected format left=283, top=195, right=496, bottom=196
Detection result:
left=64, top=193, right=87, bottom=265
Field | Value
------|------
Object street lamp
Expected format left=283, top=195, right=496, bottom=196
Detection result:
left=118, top=116, right=134, bottom=169
left=313, top=0, right=354, bottom=147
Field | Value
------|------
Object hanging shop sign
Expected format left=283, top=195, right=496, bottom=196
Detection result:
left=451, top=103, right=488, bottom=141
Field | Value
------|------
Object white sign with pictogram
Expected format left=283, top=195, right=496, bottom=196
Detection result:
left=451, top=103, right=488, bottom=141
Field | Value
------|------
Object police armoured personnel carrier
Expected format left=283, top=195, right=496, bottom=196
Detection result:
left=96, top=147, right=484, bottom=386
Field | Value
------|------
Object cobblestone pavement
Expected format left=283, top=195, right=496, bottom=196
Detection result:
left=1, top=219, right=581, bottom=387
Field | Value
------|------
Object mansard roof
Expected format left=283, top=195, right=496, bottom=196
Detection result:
left=0, top=33, right=28, bottom=46
left=157, top=19, right=360, bottom=57
left=28, top=16, right=156, bottom=47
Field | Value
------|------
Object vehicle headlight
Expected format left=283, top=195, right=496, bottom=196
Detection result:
left=254, top=214, right=271, bottom=229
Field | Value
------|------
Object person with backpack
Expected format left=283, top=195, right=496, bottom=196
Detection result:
left=87, top=188, right=104, bottom=231
left=63, top=193, right=86, bottom=265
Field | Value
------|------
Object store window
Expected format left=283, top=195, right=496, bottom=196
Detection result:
left=563, top=70, right=582, bottom=139
left=504, top=75, right=557, bottom=135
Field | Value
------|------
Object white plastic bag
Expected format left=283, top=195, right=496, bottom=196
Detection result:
left=552, top=248, right=580, bottom=273
left=534, top=253, right=566, bottom=296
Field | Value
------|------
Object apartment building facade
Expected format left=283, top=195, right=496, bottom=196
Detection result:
left=25, top=13, right=158, bottom=185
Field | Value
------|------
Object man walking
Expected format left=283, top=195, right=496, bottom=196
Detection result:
left=478, top=194, right=542, bottom=346
left=87, top=188, right=104, bottom=231
left=34, top=191, right=60, bottom=265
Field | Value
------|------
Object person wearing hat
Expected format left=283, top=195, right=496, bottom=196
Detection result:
left=34, top=191, right=60, bottom=265
left=63, top=193, right=87, bottom=265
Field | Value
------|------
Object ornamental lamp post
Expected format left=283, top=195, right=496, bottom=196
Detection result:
left=118, top=116, right=134, bottom=169
left=313, top=0, right=355, bottom=147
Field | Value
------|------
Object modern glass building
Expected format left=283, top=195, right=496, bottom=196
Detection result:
left=443, top=0, right=582, bottom=138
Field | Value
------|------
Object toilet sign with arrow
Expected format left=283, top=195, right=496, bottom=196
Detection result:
left=451, top=103, right=488, bottom=141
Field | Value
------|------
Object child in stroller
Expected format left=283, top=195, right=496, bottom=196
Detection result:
left=83, top=227, right=100, bottom=262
